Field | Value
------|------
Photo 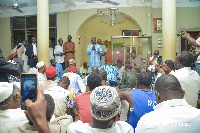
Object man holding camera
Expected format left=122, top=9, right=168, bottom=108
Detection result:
left=181, top=32, right=200, bottom=76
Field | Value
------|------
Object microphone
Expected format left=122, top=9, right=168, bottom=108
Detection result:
left=92, top=44, right=95, bottom=50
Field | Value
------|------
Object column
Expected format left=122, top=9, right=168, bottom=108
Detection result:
left=37, top=0, right=49, bottom=66
left=162, top=0, right=176, bottom=62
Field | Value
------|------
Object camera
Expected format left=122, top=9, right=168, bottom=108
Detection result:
left=177, top=31, right=185, bottom=37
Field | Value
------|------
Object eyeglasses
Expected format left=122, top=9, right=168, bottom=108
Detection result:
left=154, top=53, right=158, bottom=55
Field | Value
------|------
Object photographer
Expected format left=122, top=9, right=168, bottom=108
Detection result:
left=0, top=45, right=24, bottom=82
left=181, top=32, right=200, bottom=75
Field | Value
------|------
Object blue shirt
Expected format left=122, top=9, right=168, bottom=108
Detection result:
left=55, top=63, right=63, bottom=78
left=129, top=89, right=157, bottom=129
left=99, top=65, right=119, bottom=86
left=87, top=44, right=102, bottom=72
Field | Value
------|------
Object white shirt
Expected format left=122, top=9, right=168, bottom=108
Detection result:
left=117, top=66, right=125, bottom=82
left=44, top=86, right=72, bottom=116
left=54, top=45, right=65, bottom=63
left=149, top=56, right=159, bottom=65
left=49, top=47, right=54, bottom=60
left=136, top=99, right=200, bottom=133
left=68, top=120, right=134, bottom=133
left=157, top=67, right=200, bottom=107
left=63, top=73, right=86, bottom=94
left=37, top=72, right=47, bottom=86
left=32, top=43, right=37, bottom=56
left=100, top=45, right=107, bottom=66
left=195, top=37, right=200, bottom=63
left=9, top=115, right=73, bottom=133
left=0, top=108, right=28, bottom=133
left=22, top=47, right=30, bottom=72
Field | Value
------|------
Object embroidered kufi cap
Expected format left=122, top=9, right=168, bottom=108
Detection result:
left=90, top=86, right=121, bottom=121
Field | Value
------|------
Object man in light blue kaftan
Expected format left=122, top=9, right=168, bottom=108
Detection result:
left=87, top=37, right=102, bottom=73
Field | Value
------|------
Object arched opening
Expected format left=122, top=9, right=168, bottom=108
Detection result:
left=75, top=12, right=142, bottom=68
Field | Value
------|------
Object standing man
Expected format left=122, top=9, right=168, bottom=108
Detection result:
left=49, top=40, right=54, bottom=61
left=87, top=37, right=102, bottom=72
left=22, top=40, right=30, bottom=72
left=98, top=39, right=107, bottom=66
left=181, top=32, right=200, bottom=75
left=25, top=37, right=38, bottom=68
left=63, top=35, right=75, bottom=69
left=54, top=38, right=65, bottom=70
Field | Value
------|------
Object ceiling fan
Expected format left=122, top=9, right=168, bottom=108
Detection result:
left=100, top=14, right=125, bottom=26
left=86, top=0, right=119, bottom=6
left=0, top=0, right=28, bottom=13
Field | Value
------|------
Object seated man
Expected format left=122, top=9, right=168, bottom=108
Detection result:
left=136, top=74, right=200, bottom=132
left=68, top=86, right=134, bottom=133
left=80, top=61, right=90, bottom=78
left=62, top=59, right=81, bottom=76
left=24, top=87, right=134, bottom=133
left=63, top=66, right=85, bottom=94
left=156, top=51, right=200, bottom=107
left=99, top=69, right=110, bottom=86
left=118, top=64, right=137, bottom=89
left=40, top=66, right=57, bottom=91
left=117, top=64, right=137, bottom=122
left=118, top=72, right=157, bottom=131
left=163, top=60, right=175, bottom=74
left=10, top=94, right=72, bottom=133
left=149, top=50, right=159, bottom=65
left=116, top=60, right=125, bottom=84
left=130, top=50, right=148, bottom=73
left=74, top=73, right=102, bottom=124
left=0, top=83, right=27, bottom=133
left=50, top=59, right=63, bottom=79
left=99, top=65, right=119, bottom=87
left=44, top=77, right=74, bottom=117
left=36, top=61, right=47, bottom=86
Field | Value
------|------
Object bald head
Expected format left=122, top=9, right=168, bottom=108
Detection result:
left=92, top=66, right=99, bottom=74
left=155, top=74, right=184, bottom=103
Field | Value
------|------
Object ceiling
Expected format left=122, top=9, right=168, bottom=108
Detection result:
left=0, top=0, right=199, bottom=18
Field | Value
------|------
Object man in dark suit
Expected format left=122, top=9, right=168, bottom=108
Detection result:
left=25, top=37, right=38, bottom=68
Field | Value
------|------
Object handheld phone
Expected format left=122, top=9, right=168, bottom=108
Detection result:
left=17, top=42, right=23, bottom=49
left=20, top=73, right=37, bottom=110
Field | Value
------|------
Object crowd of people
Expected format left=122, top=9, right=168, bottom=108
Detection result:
left=0, top=33, right=200, bottom=133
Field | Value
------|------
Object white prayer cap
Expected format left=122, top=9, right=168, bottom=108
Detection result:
left=0, top=82, right=13, bottom=102
left=36, top=61, right=45, bottom=69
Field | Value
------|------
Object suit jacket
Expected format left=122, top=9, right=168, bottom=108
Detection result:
left=25, top=44, right=38, bottom=67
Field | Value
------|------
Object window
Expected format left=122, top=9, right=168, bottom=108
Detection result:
left=11, top=14, right=57, bottom=49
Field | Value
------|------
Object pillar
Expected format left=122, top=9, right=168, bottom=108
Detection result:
left=162, top=0, right=176, bottom=62
left=37, top=0, right=49, bottom=66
